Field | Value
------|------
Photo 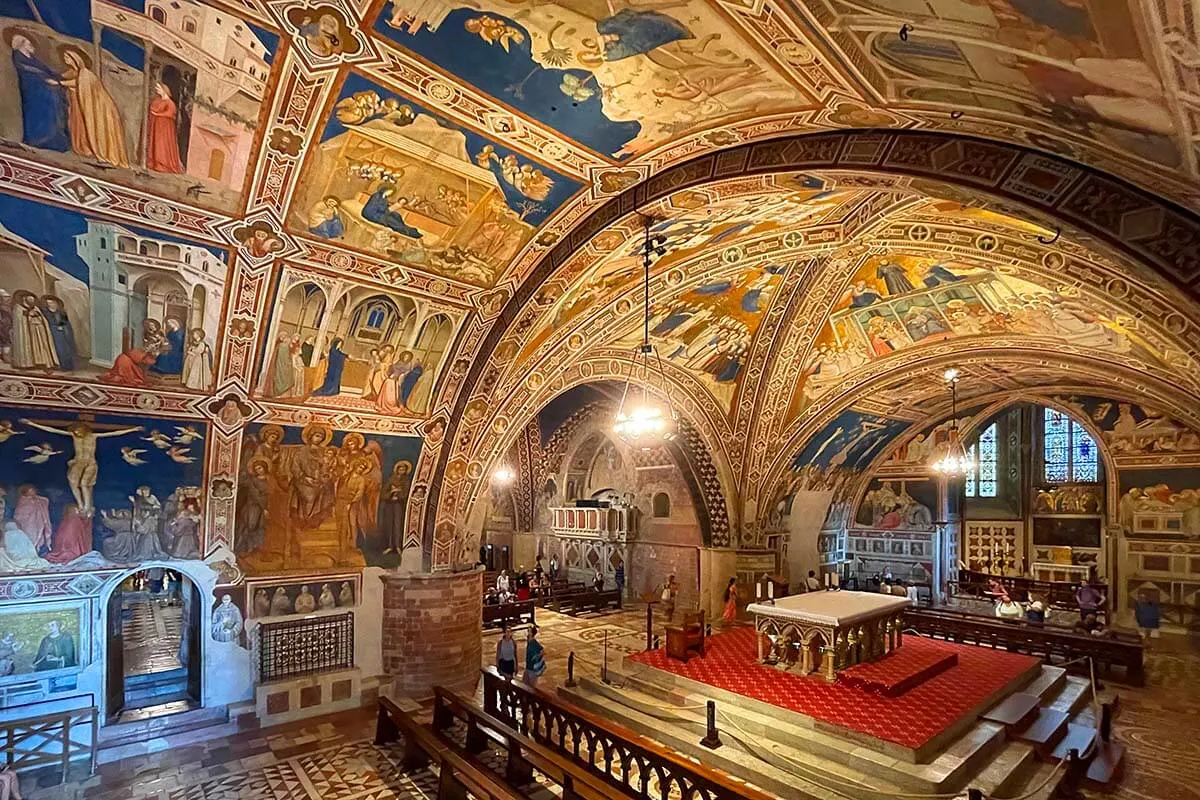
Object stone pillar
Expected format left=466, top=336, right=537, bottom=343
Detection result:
left=380, top=567, right=482, bottom=697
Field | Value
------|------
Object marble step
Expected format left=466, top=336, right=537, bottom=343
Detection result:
left=124, top=668, right=189, bottom=703
left=1047, top=676, right=1093, bottom=717
left=968, top=741, right=1039, bottom=798
left=1022, top=665, right=1067, bottom=701
left=561, top=682, right=851, bottom=800
left=1017, top=708, right=1070, bottom=758
left=995, top=758, right=1065, bottom=800
left=605, top=663, right=1020, bottom=794
left=982, top=693, right=1042, bottom=733
left=97, top=703, right=229, bottom=751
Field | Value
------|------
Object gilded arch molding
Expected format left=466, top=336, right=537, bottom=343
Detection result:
left=422, top=130, right=1200, bottom=568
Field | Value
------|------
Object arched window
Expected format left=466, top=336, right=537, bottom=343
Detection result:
left=1043, top=409, right=1098, bottom=483
left=652, top=492, right=671, bottom=518
left=965, top=423, right=998, bottom=498
left=98, top=237, right=107, bottom=249
left=150, top=6, right=166, bottom=24
left=183, top=17, right=197, bottom=33
left=366, top=305, right=387, bottom=330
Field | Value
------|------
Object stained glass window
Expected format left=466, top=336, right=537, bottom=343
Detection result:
left=964, top=423, right=998, bottom=498
left=1043, top=408, right=1099, bottom=483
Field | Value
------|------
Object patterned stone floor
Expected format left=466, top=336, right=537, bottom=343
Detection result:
left=122, top=592, right=183, bottom=678
left=20, top=605, right=1200, bottom=800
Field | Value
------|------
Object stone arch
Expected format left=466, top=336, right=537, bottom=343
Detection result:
left=422, top=130, right=1200, bottom=568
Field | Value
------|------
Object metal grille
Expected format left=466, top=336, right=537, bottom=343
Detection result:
left=258, top=612, right=353, bottom=682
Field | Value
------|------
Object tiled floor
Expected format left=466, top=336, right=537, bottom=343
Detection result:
left=20, top=605, right=1200, bottom=800
left=122, top=592, right=183, bottom=678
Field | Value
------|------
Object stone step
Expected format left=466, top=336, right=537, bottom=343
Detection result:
left=1048, top=676, right=1093, bottom=717
left=1017, top=708, right=1069, bottom=758
left=1022, top=666, right=1067, bottom=701
left=982, top=693, right=1041, bottom=733
left=97, top=703, right=229, bottom=752
left=1050, top=723, right=1099, bottom=763
left=969, top=741, right=1039, bottom=798
left=605, top=663, right=1014, bottom=794
left=995, top=758, right=1065, bottom=800
left=561, top=682, right=855, bottom=799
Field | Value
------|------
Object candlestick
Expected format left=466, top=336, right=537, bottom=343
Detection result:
left=767, top=581, right=774, bottom=599
left=756, top=582, right=762, bottom=601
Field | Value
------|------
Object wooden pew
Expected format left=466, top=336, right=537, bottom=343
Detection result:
left=554, top=588, right=622, bottom=616
left=951, top=569, right=1108, bottom=616
left=480, top=667, right=778, bottom=800
left=375, top=696, right=525, bottom=800
left=433, top=686, right=638, bottom=800
left=905, top=607, right=1144, bottom=686
left=481, top=599, right=536, bottom=630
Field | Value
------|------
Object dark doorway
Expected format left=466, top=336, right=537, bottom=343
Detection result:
left=105, top=568, right=202, bottom=724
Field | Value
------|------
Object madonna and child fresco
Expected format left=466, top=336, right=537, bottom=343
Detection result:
left=234, top=422, right=421, bottom=574
left=0, top=407, right=206, bottom=575
left=0, top=192, right=226, bottom=391
left=1, top=0, right=278, bottom=212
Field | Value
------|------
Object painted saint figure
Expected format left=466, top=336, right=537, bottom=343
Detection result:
left=361, top=186, right=423, bottom=238
left=59, top=48, right=130, bottom=168
left=39, top=296, right=75, bottom=371
left=181, top=329, right=213, bottom=390
left=210, top=595, right=244, bottom=644
left=45, top=503, right=92, bottom=564
left=32, top=620, right=76, bottom=671
left=151, top=319, right=186, bottom=375
left=19, top=418, right=144, bottom=515
left=146, top=81, right=185, bottom=173
left=11, top=291, right=59, bottom=371
left=10, top=34, right=68, bottom=152
left=12, top=485, right=52, bottom=554
left=876, top=262, right=915, bottom=295
left=311, top=338, right=347, bottom=396
left=379, top=461, right=412, bottom=554
left=307, top=196, right=345, bottom=238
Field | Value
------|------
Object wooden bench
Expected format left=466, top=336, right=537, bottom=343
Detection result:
left=481, top=599, right=536, bottom=630
left=433, top=686, right=638, bottom=800
left=666, top=609, right=706, bottom=662
left=951, top=569, right=1108, bottom=617
left=554, top=588, right=622, bottom=616
left=481, top=667, right=778, bottom=800
left=905, top=607, right=1144, bottom=686
left=375, top=696, right=525, bottom=800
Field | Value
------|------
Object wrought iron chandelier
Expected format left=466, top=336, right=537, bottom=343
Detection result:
left=613, top=217, right=678, bottom=449
left=930, top=368, right=974, bottom=478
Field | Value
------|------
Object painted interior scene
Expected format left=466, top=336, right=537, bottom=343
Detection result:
left=0, top=193, right=226, bottom=390
left=255, top=272, right=461, bottom=415
left=291, top=74, right=580, bottom=286
left=234, top=422, right=420, bottom=573
left=0, top=0, right=278, bottom=212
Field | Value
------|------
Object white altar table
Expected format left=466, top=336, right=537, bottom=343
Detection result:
left=747, top=591, right=910, bottom=681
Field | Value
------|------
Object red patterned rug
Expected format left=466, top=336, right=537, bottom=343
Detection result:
left=837, top=646, right=957, bottom=697
left=628, top=629, right=1038, bottom=749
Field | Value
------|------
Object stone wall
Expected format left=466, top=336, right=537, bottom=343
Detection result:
left=380, top=567, right=482, bottom=697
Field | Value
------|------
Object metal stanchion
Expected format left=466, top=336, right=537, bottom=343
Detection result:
left=565, top=651, right=577, bottom=688
left=700, top=700, right=722, bottom=749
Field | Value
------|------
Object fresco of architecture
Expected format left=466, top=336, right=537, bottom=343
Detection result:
left=0, top=193, right=226, bottom=391
left=808, top=0, right=1190, bottom=175
left=290, top=74, right=581, bottom=287
left=254, top=272, right=463, bottom=416
left=376, top=0, right=811, bottom=158
left=234, top=422, right=421, bottom=574
left=0, top=406, right=207, bottom=575
left=0, top=1, right=277, bottom=212
left=790, top=255, right=1162, bottom=418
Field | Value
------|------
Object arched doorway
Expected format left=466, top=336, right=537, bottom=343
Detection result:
left=103, top=566, right=203, bottom=724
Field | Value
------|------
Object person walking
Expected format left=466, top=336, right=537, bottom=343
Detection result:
left=496, top=625, right=518, bottom=678
left=661, top=574, right=679, bottom=622
left=722, top=577, right=739, bottom=625
left=614, top=559, right=625, bottom=597
left=524, top=625, right=546, bottom=688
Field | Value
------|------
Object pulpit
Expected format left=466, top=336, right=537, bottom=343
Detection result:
left=666, top=610, right=706, bottom=662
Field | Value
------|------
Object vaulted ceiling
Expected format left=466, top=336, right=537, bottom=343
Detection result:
left=2, top=0, right=1197, bottom=567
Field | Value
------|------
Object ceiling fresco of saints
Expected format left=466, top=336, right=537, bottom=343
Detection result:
left=0, top=0, right=278, bottom=213
left=291, top=73, right=582, bottom=287
left=800, top=0, right=1197, bottom=183
left=375, top=0, right=814, bottom=159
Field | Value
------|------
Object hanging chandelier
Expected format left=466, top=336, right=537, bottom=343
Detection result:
left=613, top=217, right=678, bottom=449
left=930, top=368, right=974, bottom=477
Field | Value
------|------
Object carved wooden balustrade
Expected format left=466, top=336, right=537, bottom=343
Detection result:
left=1, top=704, right=97, bottom=783
left=481, top=667, right=775, bottom=800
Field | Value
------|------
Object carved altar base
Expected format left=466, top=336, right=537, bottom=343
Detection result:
left=748, top=591, right=910, bottom=681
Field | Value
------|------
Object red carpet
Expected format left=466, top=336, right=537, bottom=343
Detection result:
left=837, top=647, right=958, bottom=697
left=628, top=629, right=1038, bottom=749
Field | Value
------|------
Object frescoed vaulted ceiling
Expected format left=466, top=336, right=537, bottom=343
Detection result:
left=0, top=0, right=1198, bottom=572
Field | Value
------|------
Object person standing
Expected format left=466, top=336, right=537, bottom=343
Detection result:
left=524, top=626, right=545, bottom=688
left=1134, top=592, right=1161, bottom=639
left=548, top=555, right=559, bottom=581
left=614, top=559, right=625, bottom=597
left=496, top=625, right=517, bottom=678
left=722, top=577, right=738, bottom=625
left=0, top=761, right=22, bottom=800
left=661, top=574, right=678, bottom=622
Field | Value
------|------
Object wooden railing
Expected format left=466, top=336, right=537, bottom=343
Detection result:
left=433, top=686, right=639, bottom=799
left=481, top=667, right=777, bottom=800
left=905, top=607, right=1144, bottom=686
left=1, top=705, right=97, bottom=781
left=375, top=696, right=525, bottom=800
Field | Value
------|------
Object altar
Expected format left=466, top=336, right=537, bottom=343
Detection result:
left=748, top=591, right=910, bottom=681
